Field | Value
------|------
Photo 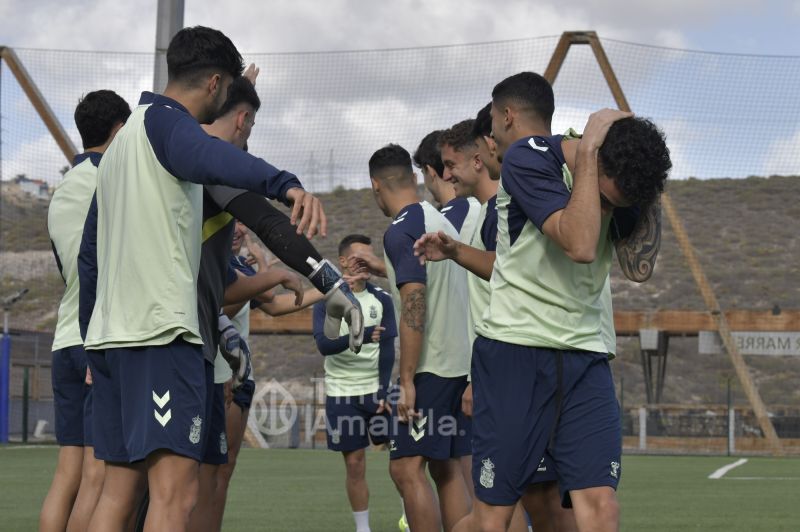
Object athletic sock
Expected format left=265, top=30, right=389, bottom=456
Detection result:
left=399, top=498, right=410, bottom=532
left=353, top=509, right=370, bottom=532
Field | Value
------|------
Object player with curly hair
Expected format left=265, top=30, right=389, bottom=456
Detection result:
left=450, top=71, right=671, bottom=532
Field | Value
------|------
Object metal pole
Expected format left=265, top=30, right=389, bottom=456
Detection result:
left=312, top=371, right=318, bottom=450
left=22, top=366, right=29, bottom=443
left=727, top=377, right=733, bottom=456
left=0, top=310, right=9, bottom=443
left=638, top=406, right=647, bottom=451
left=1, top=289, right=29, bottom=443
left=153, top=0, right=185, bottom=93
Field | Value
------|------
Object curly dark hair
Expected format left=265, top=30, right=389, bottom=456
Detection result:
left=439, top=119, right=478, bottom=152
left=599, top=117, right=672, bottom=207
left=74, top=90, right=131, bottom=149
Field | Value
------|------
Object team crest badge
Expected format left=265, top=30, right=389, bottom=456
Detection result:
left=369, top=305, right=377, bottom=319
left=331, top=429, right=341, bottom=445
left=479, top=458, right=495, bottom=488
left=389, top=439, right=398, bottom=451
left=220, top=432, right=228, bottom=454
left=189, top=415, right=203, bottom=444
left=610, top=461, right=620, bottom=479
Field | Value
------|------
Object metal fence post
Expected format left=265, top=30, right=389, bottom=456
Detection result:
left=728, top=377, right=737, bottom=456
left=312, top=372, right=318, bottom=450
left=22, top=367, right=29, bottom=443
left=0, top=330, right=9, bottom=443
left=639, top=406, right=647, bottom=451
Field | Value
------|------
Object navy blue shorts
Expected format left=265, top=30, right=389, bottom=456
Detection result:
left=86, top=339, right=211, bottom=463
left=325, top=393, right=390, bottom=452
left=52, top=346, right=90, bottom=446
left=471, top=336, right=621, bottom=508
left=389, top=373, right=471, bottom=461
left=202, top=383, right=229, bottom=465
left=233, top=379, right=255, bottom=411
left=83, top=386, right=93, bottom=447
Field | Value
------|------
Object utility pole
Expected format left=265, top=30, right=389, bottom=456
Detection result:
left=328, top=149, right=335, bottom=190
left=153, top=0, right=185, bottom=93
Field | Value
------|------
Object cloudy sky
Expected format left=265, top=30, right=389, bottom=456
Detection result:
left=2, top=0, right=798, bottom=54
left=1, top=0, right=799, bottom=190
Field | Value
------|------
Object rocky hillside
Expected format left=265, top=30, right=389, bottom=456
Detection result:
left=2, top=176, right=799, bottom=406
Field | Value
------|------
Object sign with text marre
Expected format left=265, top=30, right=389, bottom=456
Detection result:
left=698, top=331, right=800, bottom=356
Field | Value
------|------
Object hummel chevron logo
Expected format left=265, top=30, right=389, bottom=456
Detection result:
left=528, top=138, right=549, bottom=152
left=152, top=390, right=170, bottom=409
left=411, top=416, right=428, bottom=442
left=153, top=390, right=172, bottom=427
left=392, top=211, right=408, bottom=225
left=154, top=409, right=172, bottom=427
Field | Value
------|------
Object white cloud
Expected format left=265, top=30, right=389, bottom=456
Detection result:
left=763, top=129, right=800, bottom=176
left=0, top=0, right=155, bottom=51
left=2, top=131, right=70, bottom=185
left=1, top=0, right=795, bottom=189
left=0, top=0, right=766, bottom=54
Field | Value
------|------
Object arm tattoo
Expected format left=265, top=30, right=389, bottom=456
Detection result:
left=615, top=199, right=661, bottom=283
left=401, top=287, right=426, bottom=333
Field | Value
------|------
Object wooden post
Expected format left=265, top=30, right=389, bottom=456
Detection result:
left=662, top=196, right=782, bottom=453
left=0, top=47, right=78, bottom=162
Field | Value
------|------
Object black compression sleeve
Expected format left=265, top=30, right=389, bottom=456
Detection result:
left=226, top=191, right=322, bottom=277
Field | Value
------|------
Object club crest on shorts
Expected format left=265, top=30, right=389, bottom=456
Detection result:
left=220, top=432, right=228, bottom=455
left=331, top=428, right=341, bottom=445
left=389, top=439, right=397, bottom=451
left=610, top=461, right=620, bottom=479
left=369, top=305, right=378, bottom=319
left=479, top=458, right=495, bottom=488
left=189, top=415, right=203, bottom=444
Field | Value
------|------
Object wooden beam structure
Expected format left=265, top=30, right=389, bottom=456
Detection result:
left=0, top=47, right=78, bottom=162
left=543, top=31, right=631, bottom=111
left=614, top=310, right=800, bottom=335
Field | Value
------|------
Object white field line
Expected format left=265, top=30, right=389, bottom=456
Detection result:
left=0, top=445, right=58, bottom=450
left=724, top=477, right=800, bottom=481
left=708, top=458, right=748, bottom=479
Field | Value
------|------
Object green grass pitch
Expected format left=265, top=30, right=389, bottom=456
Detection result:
left=1, top=447, right=799, bottom=531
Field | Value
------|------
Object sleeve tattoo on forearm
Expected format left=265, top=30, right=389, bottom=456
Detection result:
left=616, top=199, right=661, bottom=283
left=402, top=287, right=426, bottom=333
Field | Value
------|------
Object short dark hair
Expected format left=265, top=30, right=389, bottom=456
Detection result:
left=369, top=144, right=415, bottom=187
left=472, top=103, right=492, bottom=138
left=369, top=143, right=412, bottom=176
left=219, top=76, right=261, bottom=116
left=167, top=26, right=244, bottom=86
left=74, top=90, right=131, bottom=150
left=599, top=117, right=672, bottom=207
left=491, top=72, right=554, bottom=125
left=412, top=130, right=445, bottom=177
left=338, top=234, right=371, bottom=257
left=439, top=119, right=478, bottom=152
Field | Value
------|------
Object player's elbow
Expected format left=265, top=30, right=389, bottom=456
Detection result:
left=565, top=246, right=596, bottom=264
